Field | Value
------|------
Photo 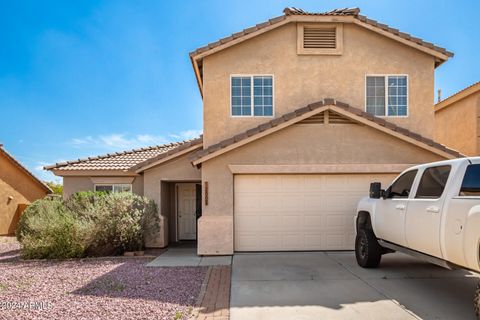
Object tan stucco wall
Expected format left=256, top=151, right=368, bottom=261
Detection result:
left=202, top=22, right=436, bottom=147
left=434, top=93, right=480, bottom=156
left=143, top=153, right=201, bottom=247
left=0, top=153, right=48, bottom=235
left=62, top=175, right=144, bottom=199
left=198, top=123, right=446, bottom=255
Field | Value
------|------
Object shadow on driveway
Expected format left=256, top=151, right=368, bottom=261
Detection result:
left=230, top=251, right=480, bottom=320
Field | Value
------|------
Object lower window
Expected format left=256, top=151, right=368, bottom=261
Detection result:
left=94, top=184, right=132, bottom=193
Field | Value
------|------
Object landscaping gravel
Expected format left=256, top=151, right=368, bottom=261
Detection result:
left=0, top=240, right=207, bottom=320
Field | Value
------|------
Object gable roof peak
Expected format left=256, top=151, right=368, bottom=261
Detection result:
left=191, top=99, right=463, bottom=165
left=283, top=7, right=361, bottom=16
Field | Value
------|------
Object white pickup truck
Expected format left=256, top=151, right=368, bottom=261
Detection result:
left=355, top=157, right=480, bottom=318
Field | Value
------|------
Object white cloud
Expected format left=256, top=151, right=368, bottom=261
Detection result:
left=169, top=129, right=203, bottom=141
left=70, top=130, right=202, bottom=151
left=32, top=161, right=62, bottom=184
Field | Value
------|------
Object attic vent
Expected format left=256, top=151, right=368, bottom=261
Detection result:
left=298, top=112, right=324, bottom=124
left=303, top=27, right=336, bottom=49
left=329, top=111, right=356, bottom=124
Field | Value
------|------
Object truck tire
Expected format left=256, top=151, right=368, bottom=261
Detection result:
left=475, top=282, right=480, bottom=319
left=355, top=229, right=382, bottom=268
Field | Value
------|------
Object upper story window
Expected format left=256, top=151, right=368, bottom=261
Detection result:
left=297, top=23, right=343, bottom=55
left=366, top=75, right=408, bottom=117
left=231, top=75, right=273, bottom=117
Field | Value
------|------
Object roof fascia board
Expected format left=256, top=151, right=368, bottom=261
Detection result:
left=352, top=20, right=449, bottom=62
left=192, top=105, right=330, bottom=165
left=135, top=144, right=202, bottom=173
left=435, top=83, right=480, bottom=112
left=328, top=106, right=457, bottom=159
left=51, top=169, right=140, bottom=177
left=192, top=105, right=459, bottom=165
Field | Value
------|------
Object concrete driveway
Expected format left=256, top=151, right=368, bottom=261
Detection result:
left=230, top=252, right=480, bottom=320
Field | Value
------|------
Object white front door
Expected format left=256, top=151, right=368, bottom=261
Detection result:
left=177, top=183, right=197, bottom=240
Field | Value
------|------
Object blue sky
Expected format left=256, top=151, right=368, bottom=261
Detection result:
left=1, top=0, right=478, bottom=183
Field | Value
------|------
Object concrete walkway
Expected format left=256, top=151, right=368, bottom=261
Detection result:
left=146, top=247, right=232, bottom=267
left=230, top=251, right=480, bottom=320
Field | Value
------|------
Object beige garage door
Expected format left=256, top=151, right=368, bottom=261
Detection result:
left=234, top=174, right=396, bottom=251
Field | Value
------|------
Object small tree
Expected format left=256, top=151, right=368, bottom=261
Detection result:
left=45, top=181, right=63, bottom=195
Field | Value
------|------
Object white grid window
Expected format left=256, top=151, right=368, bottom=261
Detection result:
left=388, top=76, right=407, bottom=116
left=94, top=184, right=132, bottom=193
left=231, top=77, right=251, bottom=116
left=366, top=75, right=408, bottom=117
left=231, top=75, right=273, bottom=117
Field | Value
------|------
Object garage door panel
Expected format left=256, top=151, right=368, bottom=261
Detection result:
left=234, top=174, right=396, bottom=251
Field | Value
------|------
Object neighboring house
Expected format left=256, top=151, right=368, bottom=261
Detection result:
left=46, top=8, right=463, bottom=255
left=434, top=82, right=480, bottom=156
left=0, top=145, right=52, bottom=235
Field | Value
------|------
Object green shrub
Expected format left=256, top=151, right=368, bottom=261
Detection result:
left=16, top=192, right=160, bottom=259
left=16, top=199, right=90, bottom=259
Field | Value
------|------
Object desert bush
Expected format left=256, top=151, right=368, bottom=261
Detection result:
left=16, top=192, right=159, bottom=259
left=16, top=199, right=90, bottom=259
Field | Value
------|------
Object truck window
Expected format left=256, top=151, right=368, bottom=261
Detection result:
left=415, top=165, right=451, bottom=199
left=460, top=164, right=480, bottom=196
left=387, top=170, right=417, bottom=198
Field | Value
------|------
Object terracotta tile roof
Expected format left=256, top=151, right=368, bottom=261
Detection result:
left=190, top=99, right=463, bottom=163
left=0, top=145, right=52, bottom=193
left=130, top=137, right=203, bottom=171
left=45, top=138, right=202, bottom=171
left=190, top=7, right=453, bottom=59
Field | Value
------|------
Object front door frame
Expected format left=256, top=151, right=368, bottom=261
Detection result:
left=176, top=182, right=200, bottom=241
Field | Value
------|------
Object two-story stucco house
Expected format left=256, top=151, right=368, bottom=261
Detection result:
left=46, top=8, right=463, bottom=255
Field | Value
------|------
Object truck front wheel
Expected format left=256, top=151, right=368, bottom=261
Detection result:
left=355, top=229, right=382, bottom=268
left=474, top=282, right=480, bottom=319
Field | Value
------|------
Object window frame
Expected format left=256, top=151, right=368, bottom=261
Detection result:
left=458, top=164, right=480, bottom=197
left=414, top=165, right=452, bottom=200
left=365, top=74, right=409, bottom=118
left=230, top=74, right=275, bottom=118
left=94, top=183, right=133, bottom=193
left=386, top=169, right=418, bottom=199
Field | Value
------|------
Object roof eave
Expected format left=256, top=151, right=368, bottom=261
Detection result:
left=435, top=82, right=480, bottom=112
left=191, top=99, right=463, bottom=165
left=133, top=143, right=203, bottom=173
left=0, top=148, right=52, bottom=194
left=49, top=169, right=140, bottom=177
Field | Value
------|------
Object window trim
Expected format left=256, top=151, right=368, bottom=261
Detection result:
left=414, top=165, right=452, bottom=200
left=230, top=74, right=275, bottom=118
left=364, top=74, right=409, bottom=118
left=94, top=183, right=133, bottom=193
left=386, top=169, right=418, bottom=199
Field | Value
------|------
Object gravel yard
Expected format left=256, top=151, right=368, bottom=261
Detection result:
left=0, top=239, right=207, bottom=320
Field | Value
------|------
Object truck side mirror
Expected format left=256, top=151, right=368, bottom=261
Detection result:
left=369, top=182, right=383, bottom=199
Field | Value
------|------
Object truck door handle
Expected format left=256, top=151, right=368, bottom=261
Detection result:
left=396, top=204, right=406, bottom=211
left=426, top=206, right=439, bottom=213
